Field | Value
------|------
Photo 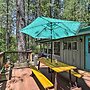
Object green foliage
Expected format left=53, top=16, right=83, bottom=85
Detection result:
left=5, top=53, right=18, bottom=63
left=0, top=27, right=17, bottom=52
left=30, top=45, right=40, bottom=54
left=0, top=0, right=90, bottom=53
left=63, top=0, right=90, bottom=24
left=0, top=28, right=6, bottom=52
left=0, top=0, right=16, bottom=52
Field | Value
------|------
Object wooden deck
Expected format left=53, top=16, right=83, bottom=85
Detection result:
left=3, top=63, right=90, bottom=90
left=5, top=68, right=40, bottom=90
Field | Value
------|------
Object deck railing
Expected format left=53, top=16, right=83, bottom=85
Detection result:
left=0, top=51, right=32, bottom=67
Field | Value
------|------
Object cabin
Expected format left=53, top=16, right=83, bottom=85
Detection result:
left=36, top=26, right=90, bottom=71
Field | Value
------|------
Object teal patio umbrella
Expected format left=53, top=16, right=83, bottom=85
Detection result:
left=20, top=16, right=81, bottom=62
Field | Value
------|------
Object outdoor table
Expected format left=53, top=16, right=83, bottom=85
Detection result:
left=39, top=57, right=77, bottom=90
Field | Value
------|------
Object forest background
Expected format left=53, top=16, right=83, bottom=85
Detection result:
left=0, top=0, right=90, bottom=56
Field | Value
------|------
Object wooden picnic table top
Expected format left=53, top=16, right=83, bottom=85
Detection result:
left=39, top=57, right=76, bottom=73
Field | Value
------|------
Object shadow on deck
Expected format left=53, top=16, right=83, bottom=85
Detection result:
left=39, top=63, right=90, bottom=90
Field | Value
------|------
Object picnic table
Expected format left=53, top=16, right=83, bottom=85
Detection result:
left=39, top=57, right=77, bottom=90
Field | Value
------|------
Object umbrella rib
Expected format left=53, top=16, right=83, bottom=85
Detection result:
left=52, top=29, right=68, bottom=38
left=60, top=22, right=76, bottom=34
left=24, top=23, right=49, bottom=30
left=43, top=24, right=50, bottom=30
left=54, top=23, right=76, bottom=34
left=35, top=27, right=50, bottom=38
left=54, top=26, right=70, bottom=36
left=52, top=30, right=61, bottom=38
left=50, top=22, right=76, bottom=34
left=52, top=25, right=66, bottom=31
left=51, top=23, right=69, bottom=33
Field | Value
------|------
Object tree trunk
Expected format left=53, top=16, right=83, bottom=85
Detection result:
left=50, top=0, right=55, bottom=18
left=16, top=0, right=26, bottom=62
left=6, top=0, right=9, bottom=50
left=37, top=0, right=41, bottom=16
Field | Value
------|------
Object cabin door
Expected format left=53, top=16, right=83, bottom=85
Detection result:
left=86, top=36, right=90, bottom=70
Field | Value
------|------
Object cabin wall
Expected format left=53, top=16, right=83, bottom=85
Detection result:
left=42, top=36, right=85, bottom=69
left=53, top=36, right=85, bottom=69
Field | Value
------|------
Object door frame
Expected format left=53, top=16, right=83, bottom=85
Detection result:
left=85, top=35, right=90, bottom=70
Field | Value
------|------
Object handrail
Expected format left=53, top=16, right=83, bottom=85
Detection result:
left=4, top=50, right=32, bottom=63
left=5, top=50, right=32, bottom=53
left=0, top=51, right=33, bottom=67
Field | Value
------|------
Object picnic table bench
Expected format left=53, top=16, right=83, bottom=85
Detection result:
left=30, top=65, right=53, bottom=90
left=38, top=57, right=82, bottom=90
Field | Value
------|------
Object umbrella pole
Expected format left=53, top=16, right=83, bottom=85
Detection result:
left=51, top=22, right=53, bottom=81
left=51, top=41, right=52, bottom=63
left=51, top=22, right=53, bottom=63
left=50, top=41, right=53, bottom=81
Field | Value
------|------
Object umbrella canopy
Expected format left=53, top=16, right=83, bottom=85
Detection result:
left=20, top=16, right=81, bottom=62
left=20, top=16, right=81, bottom=39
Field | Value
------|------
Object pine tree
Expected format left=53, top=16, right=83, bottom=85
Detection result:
left=16, top=0, right=26, bottom=62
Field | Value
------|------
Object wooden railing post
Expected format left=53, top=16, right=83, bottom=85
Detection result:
left=3, top=52, right=6, bottom=63
left=0, top=52, right=5, bottom=67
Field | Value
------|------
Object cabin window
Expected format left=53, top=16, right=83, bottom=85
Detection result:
left=88, top=39, right=90, bottom=53
left=68, top=42, right=71, bottom=50
left=72, top=42, right=77, bottom=50
left=54, top=42, right=60, bottom=55
left=63, top=42, right=67, bottom=50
